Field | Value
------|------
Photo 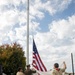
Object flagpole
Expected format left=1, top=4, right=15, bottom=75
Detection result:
left=27, top=0, right=29, bottom=65
left=71, top=53, right=74, bottom=75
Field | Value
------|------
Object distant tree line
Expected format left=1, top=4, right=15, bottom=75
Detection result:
left=0, top=43, right=26, bottom=75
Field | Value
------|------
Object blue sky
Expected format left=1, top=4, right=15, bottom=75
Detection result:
left=40, top=0, right=75, bottom=32
left=0, top=0, right=75, bottom=73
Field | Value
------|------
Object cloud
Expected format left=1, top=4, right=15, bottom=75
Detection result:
left=29, top=0, right=72, bottom=19
left=42, top=0, right=72, bottom=15
left=0, top=0, right=74, bottom=72
left=53, top=0, right=72, bottom=12
left=49, top=15, right=75, bottom=40
left=0, top=9, right=20, bottom=44
left=0, top=10, right=19, bottom=30
left=0, top=0, right=26, bottom=6
left=33, top=14, right=75, bottom=72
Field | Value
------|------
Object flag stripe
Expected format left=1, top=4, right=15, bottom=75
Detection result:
left=32, top=39, right=47, bottom=72
left=32, top=60, right=39, bottom=70
left=37, top=53, right=47, bottom=71
left=33, top=53, right=41, bottom=70
left=33, top=53, right=43, bottom=71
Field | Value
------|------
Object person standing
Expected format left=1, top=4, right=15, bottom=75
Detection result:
left=51, top=61, right=66, bottom=75
left=25, top=64, right=36, bottom=75
left=16, top=67, right=25, bottom=75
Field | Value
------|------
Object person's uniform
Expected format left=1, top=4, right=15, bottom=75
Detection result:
left=16, top=72, right=25, bottom=75
left=51, top=68, right=65, bottom=75
left=25, top=69, right=36, bottom=75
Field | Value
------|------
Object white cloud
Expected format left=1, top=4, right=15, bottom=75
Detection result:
left=0, top=0, right=8, bottom=6
left=18, top=11, right=27, bottom=25
left=29, top=0, right=72, bottom=19
left=0, top=9, right=20, bottom=44
left=49, top=15, right=75, bottom=39
left=54, top=0, right=72, bottom=12
left=42, top=0, right=72, bottom=15
left=7, top=30, right=16, bottom=42
left=30, top=4, right=44, bottom=19
left=0, top=10, right=19, bottom=30
left=32, top=14, right=75, bottom=72
left=0, top=0, right=27, bottom=6
left=0, top=0, right=74, bottom=73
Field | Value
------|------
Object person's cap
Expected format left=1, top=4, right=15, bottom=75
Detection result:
left=26, top=64, right=30, bottom=67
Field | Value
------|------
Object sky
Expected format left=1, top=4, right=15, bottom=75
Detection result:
left=0, top=0, right=75, bottom=73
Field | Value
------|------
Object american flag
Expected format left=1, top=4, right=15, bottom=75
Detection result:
left=32, top=39, right=47, bottom=72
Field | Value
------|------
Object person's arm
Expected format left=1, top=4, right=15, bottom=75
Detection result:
left=31, top=70, right=36, bottom=73
left=61, top=61, right=67, bottom=72
left=63, top=61, right=67, bottom=69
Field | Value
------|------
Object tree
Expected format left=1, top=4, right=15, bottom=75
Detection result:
left=0, top=43, right=26, bottom=75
